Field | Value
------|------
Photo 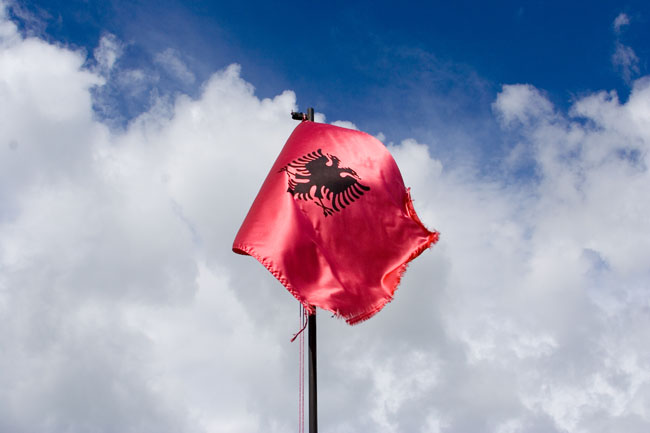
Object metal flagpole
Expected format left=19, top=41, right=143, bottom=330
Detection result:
left=306, top=107, right=318, bottom=433
left=308, top=306, right=317, bottom=433
left=291, top=107, right=318, bottom=433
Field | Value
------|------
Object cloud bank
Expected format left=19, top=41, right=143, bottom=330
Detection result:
left=1, top=4, right=649, bottom=432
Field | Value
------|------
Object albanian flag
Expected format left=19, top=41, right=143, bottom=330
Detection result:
left=233, top=120, right=438, bottom=324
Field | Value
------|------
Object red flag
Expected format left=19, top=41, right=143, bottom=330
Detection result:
left=233, top=121, right=438, bottom=324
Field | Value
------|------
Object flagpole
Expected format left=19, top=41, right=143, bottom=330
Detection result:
left=290, top=107, right=318, bottom=433
left=308, top=306, right=317, bottom=433
left=306, top=107, right=318, bottom=433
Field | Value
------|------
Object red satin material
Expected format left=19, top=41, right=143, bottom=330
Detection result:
left=233, top=121, right=439, bottom=324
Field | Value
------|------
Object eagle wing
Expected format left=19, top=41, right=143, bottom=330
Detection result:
left=284, top=150, right=328, bottom=200
left=324, top=174, right=370, bottom=212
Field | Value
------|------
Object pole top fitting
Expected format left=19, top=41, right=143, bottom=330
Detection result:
left=291, top=107, right=315, bottom=122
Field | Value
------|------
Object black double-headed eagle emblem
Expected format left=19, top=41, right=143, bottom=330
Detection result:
left=279, top=149, right=370, bottom=216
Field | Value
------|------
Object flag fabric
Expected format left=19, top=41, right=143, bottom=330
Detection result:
left=233, top=120, right=439, bottom=324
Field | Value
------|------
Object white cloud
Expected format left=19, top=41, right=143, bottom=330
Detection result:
left=0, top=1, right=19, bottom=43
left=330, top=120, right=358, bottom=130
left=0, top=7, right=296, bottom=431
left=374, top=131, right=387, bottom=142
left=613, top=13, right=630, bottom=34
left=94, top=33, right=122, bottom=73
left=613, top=42, right=640, bottom=83
left=154, top=48, right=196, bottom=84
left=611, top=13, right=640, bottom=84
left=3, top=0, right=48, bottom=38
left=492, top=84, right=554, bottom=127
left=1, top=4, right=650, bottom=433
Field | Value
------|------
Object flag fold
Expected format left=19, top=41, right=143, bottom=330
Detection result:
left=233, top=121, right=438, bottom=324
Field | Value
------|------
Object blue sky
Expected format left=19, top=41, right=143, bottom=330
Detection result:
left=3, top=1, right=650, bottom=432
left=13, top=0, right=649, bottom=152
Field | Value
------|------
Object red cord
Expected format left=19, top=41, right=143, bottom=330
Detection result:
left=298, top=305, right=305, bottom=433
left=291, top=309, right=309, bottom=342
left=293, top=305, right=308, bottom=432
